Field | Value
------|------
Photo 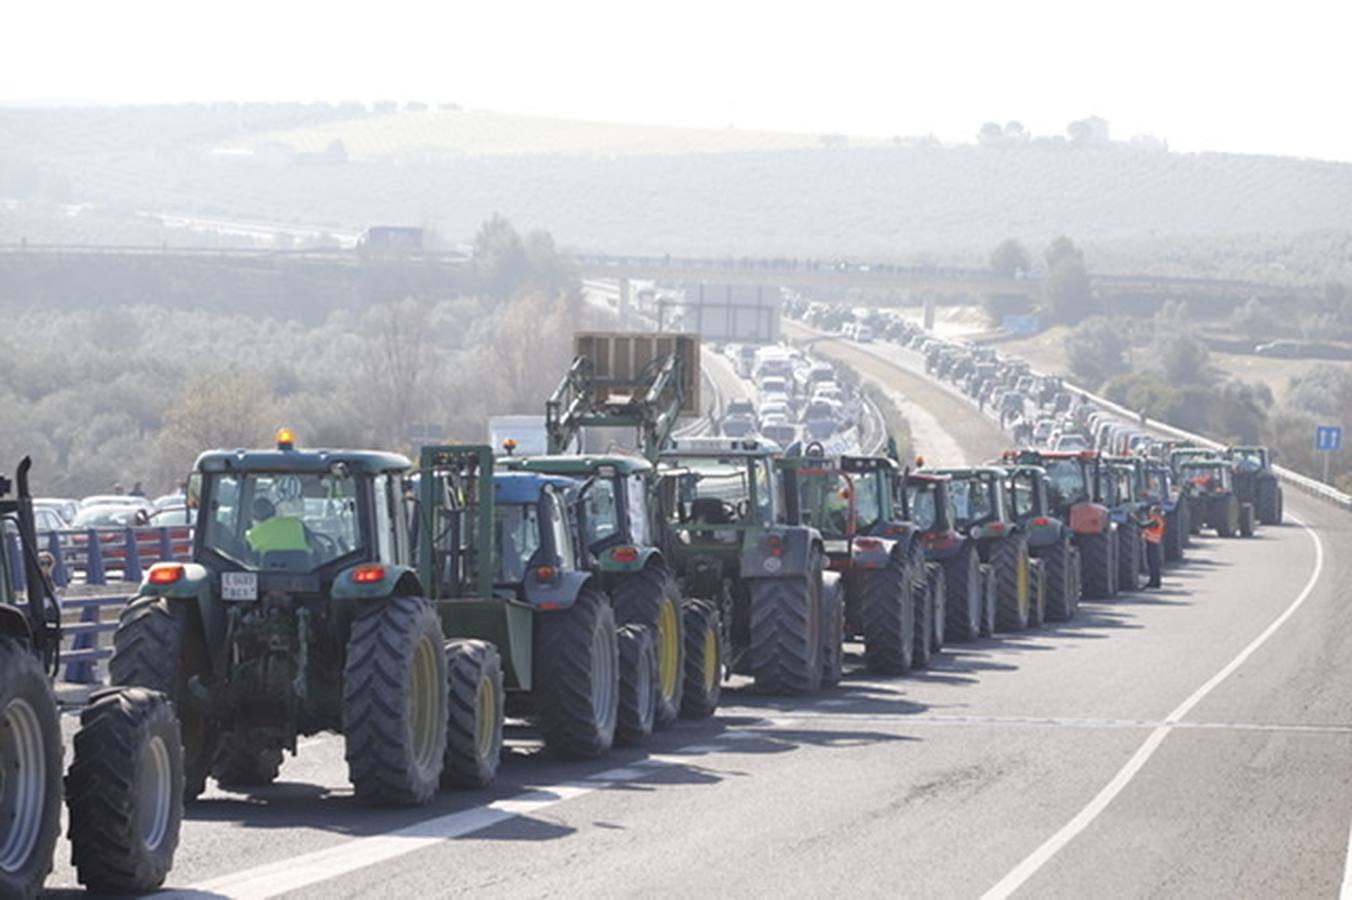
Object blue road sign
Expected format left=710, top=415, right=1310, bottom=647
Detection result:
left=1315, top=425, right=1343, bottom=452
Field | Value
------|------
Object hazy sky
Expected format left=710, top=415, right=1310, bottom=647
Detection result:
left=6, top=0, right=1350, bottom=161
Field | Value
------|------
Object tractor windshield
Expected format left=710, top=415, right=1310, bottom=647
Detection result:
left=906, top=481, right=940, bottom=531
left=202, top=471, right=361, bottom=572
left=796, top=471, right=854, bottom=536
left=948, top=477, right=995, bottom=528
left=494, top=502, right=542, bottom=583
left=1042, top=459, right=1089, bottom=507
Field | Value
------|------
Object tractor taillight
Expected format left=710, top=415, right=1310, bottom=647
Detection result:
left=610, top=546, right=640, bottom=563
left=148, top=564, right=183, bottom=585
left=352, top=565, right=385, bottom=584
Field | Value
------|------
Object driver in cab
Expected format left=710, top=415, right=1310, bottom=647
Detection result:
left=245, top=496, right=309, bottom=557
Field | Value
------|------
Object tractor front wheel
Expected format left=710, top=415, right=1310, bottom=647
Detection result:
left=442, top=639, right=504, bottom=789
left=535, top=588, right=620, bottom=758
left=679, top=600, right=722, bottom=719
left=0, top=636, right=62, bottom=899
left=748, top=559, right=824, bottom=695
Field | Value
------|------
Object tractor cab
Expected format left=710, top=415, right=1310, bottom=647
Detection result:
left=904, top=471, right=958, bottom=553
left=1227, top=445, right=1270, bottom=472
left=1003, top=463, right=1063, bottom=542
left=933, top=467, right=1016, bottom=545
left=1180, top=460, right=1233, bottom=495
left=657, top=439, right=780, bottom=562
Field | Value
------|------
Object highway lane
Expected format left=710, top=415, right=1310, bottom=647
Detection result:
left=43, top=342, right=1352, bottom=897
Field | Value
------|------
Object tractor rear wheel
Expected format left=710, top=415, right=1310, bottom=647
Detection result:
left=860, top=549, right=914, bottom=674
left=212, top=731, right=283, bottom=788
left=926, top=563, right=947, bottom=653
left=67, top=687, right=183, bottom=894
left=1079, top=531, right=1116, bottom=599
left=980, top=565, right=998, bottom=637
left=1027, top=558, right=1047, bottom=628
left=748, top=559, right=824, bottom=695
left=1217, top=495, right=1239, bottom=537
left=911, top=574, right=933, bottom=669
left=343, top=596, right=449, bottom=805
left=821, top=574, right=845, bottom=687
left=1040, top=537, right=1076, bottom=622
left=109, top=597, right=216, bottom=801
left=616, top=625, right=658, bottom=746
left=991, top=535, right=1031, bottom=631
left=1257, top=478, right=1281, bottom=525
left=1240, top=503, right=1256, bottom=538
left=679, top=600, right=722, bottom=719
left=536, top=588, right=619, bottom=758
left=1118, top=519, right=1142, bottom=593
left=441, top=639, right=504, bottom=789
left=610, top=565, right=684, bottom=731
left=942, top=545, right=983, bottom=643
left=0, top=636, right=62, bottom=900
left=1163, top=509, right=1184, bottom=563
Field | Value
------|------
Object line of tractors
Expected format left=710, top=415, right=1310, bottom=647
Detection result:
left=0, top=329, right=1286, bottom=896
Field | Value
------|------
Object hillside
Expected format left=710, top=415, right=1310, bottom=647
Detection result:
left=4, top=105, right=1352, bottom=281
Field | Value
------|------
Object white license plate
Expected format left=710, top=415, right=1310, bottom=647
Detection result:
left=221, top=572, right=258, bottom=601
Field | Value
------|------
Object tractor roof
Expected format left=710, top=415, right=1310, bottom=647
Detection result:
left=931, top=466, right=1006, bottom=479
left=493, top=471, right=580, bottom=503
left=196, top=448, right=409, bottom=475
left=906, top=471, right=951, bottom=484
left=500, top=454, right=651, bottom=476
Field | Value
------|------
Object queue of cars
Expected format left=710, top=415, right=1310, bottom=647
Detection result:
left=715, top=342, right=863, bottom=448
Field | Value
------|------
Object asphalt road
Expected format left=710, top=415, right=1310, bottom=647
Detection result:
left=44, top=338, right=1352, bottom=899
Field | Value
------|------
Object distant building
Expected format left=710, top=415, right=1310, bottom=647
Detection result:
left=357, top=226, right=425, bottom=254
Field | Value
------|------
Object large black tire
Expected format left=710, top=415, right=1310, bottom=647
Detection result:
left=67, top=687, right=183, bottom=894
left=609, top=565, right=684, bottom=730
left=926, top=563, right=947, bottom=653
left=343, top=596, right=449, bottom=805
left=1040, top=537, right=1076, bottom=622
left=860, top=549, right=914, bottom=674
left=991, top=535, right=1031, bottom=631
left=442, top=639, right=504, bottom=789
left=1079, top=531, right=1116, bottom=599
left=1118, top=519, right=1142, bottom=593
left=535, top=587, right=619, bottom=758
left=0, top=636, right=63, bottom=900
left=1240, top=503, right=1256, bottom=538
left=1163, top=509, right=1184, bottom=563
left=1027, top=558, right=1047, bottom=628
left=679, top=599, right=722, bottom=718
left=212, top=731, right=283, bottom=788
left=1217, top=495, right=1238, bottom=538
left=1068, top=546, right=1083, bottom=612
left=980, top=565, right=998, bottom=637
left=109, top=596, right=216, bottom=801
left=1256, top=477, right=1281, bottom=525
left=748, top=562, right=824, bottom=695
left=942, top=545, right=983, bottom=643
left=616, top=625, right=658, bottom=746
left=911, top=574, right=933, bottom=669
left=821, top=574, right=845, bottom=687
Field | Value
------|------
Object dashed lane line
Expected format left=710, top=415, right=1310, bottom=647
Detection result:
left=983, top=514, right=1326, bottom=899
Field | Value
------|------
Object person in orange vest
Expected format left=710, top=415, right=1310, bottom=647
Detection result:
left=1143, top=504, right=1165, bottom=588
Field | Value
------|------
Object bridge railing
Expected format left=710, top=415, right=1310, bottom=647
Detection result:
left=4, top=525, right=193, bottom=590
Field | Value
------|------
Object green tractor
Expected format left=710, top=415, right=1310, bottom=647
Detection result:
left=778, top=447, right=937, bottom=673
left=656, top=437, right=838, bottom=695
left=1000, top=458, right=1080, bottom=622
left=1179, top=458, right=1254, bottom=538
left=911, top=466, right=1029, bottom=637
left=1228, top=445, right=1283, bottom=525
left=417, top=445, right=662, bottom=758
left=110, top=431, right=501, bottom=806
left=1007, top=450, right=1119, bottom=600
left=1102, top=456, right=1149, bottom=593
left=1, top=459, right=183, bottom=896
left=495, top=331, right=701, bottom=724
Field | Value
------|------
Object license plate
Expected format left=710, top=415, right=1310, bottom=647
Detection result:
left=221, top=572, right=258, bottom=601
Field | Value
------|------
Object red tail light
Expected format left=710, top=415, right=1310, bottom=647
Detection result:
left=148, top=564, right=183, bottom=585
left=352, top=565, right=386, bottom=584
left=535, top=565, right=557, bottom=581
left=766, top=535, right=784, bottom=557
left=854, top=537, right=884, bottom=552
left=1032, top=517, right=1051, bottom=526
left=610, top=546, right=640, bottom=563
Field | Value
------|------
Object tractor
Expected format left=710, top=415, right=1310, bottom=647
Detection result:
left=497, top=331, right=702, bottom=723
left=1001, top=460, right=1080, bottom=622
left=1, top=458, right=183, bottom=896
left=417, top=445, right=659, bottom=759
left=1179, top=459, right=1254, bottom=538
left=904, top=470, right=989, bottom=642
left=778, top=447, right=937, bottom=673
left=110, top=431, right=502, bottom=807
left=656, top=437, right=839, bottom=695
left=1008, top=450, right=1119, bottom=599
left=1102, top=456, right=1150, bottom=593
left=1141, top=458, right=1190, bottom=563
left=1228, top=445, right=1283, bottom=525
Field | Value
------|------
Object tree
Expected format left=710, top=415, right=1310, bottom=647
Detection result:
left=473, top=214, right=529, bottom=300
left=1155, top=334, right=1212, bottom=385
left=978, top=122, right=1006, bottom=145
left=989, top=239, right=1031, bottom=277
left=358, top=298, right=434, bottom=443
left=1005, top=121, right=1028, bottom=142
left=1044, top=235, right=1083, bottom=270
left=1042, top=256, right=1095, bottom=323
left=1065, top=316, right=1129, bottom=387
left=1230, top=296, right=1281, bottom=340
left=157, top=375, right=278, bottom=479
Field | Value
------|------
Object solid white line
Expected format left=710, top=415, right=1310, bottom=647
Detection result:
left=179, top=767, right=650, bottom=899
left=983, top=514, right=1326, bottom=899
left=1341, top=816, right=1352, bottom=900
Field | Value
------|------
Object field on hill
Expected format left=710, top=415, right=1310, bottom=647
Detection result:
left=4, top=105, right=1352, bottom=282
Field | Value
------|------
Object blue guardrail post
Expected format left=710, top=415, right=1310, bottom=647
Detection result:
left=123, top=527, right=142, bottom=583
left=5, top=531, right=23, bottom=593
left=85, top=529, right=105, bottom=585
left=48, top=532, right=69, bottom=587
left=158, top=526, right=173, bottom=563
left=64, top=604, right=100, bottom=684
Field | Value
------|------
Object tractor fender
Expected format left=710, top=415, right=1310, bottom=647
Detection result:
left=331, top=563, right=422, bottom=600
left=140, top=562, right=213, bottom=599
left=849, top=535, right=897, bottom=570
left=594, top=545, right=662, bottom=575
left=523, top=569, right=593, bottom=611
left=741, top=526, right=817, bottom=578
left=1069, top=502, right=1110, bottom=536
left=0, top=604, right=33, bottom=644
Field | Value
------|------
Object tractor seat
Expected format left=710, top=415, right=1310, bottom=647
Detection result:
left=690, top=497, right=732, bottom=525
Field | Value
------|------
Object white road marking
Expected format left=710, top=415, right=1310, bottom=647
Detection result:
left=1340, top=816, right=1352, bottom=899
left=983, top=515, right=1326, bottom=899
left=752, top=711, right=1352, bottom=735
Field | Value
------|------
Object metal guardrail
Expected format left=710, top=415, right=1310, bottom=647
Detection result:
left=60, top=594, right=130, bottom=685
left=4, top=525, right=191, bottom=590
